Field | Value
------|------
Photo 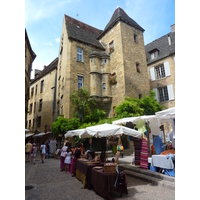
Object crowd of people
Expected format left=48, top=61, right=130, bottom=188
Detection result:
left=25, top=139, right=50, bottom=164
left=25, top=138, right=86, bottom=177
left=60, top=140, right=85, bottom=176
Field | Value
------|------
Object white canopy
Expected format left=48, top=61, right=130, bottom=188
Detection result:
left=65, top=129, right=86, bottom=138
left=156, top=107, right=175, bottom=117
left=65, top=123, right=143, bottom=139
left=112, top=115, right=155, bottom=125
left=32, top=132, right=51, bottom=138
left=25, top=128, right=30, bottom=132
left=25, top=133, right=34, bottom=138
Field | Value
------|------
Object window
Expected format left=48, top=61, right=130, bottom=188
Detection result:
left=31, top=87, right=34, bottom=97
left=139, top=94, right=142, bottom=99
left=34, top=102, right=36, bottom=113
left=78, top=75, right=83, bottom=89
left=150, top=61, right=171, bottom=81
left=33, top=119, right=35, bottom=128
left=40, top=80, right=44, bottom=93
left=35, top=85, right=37, bottom=95
left=29, top=120, right=31, bottom=128
left=151, top=51, right=158, bottom=60
left=134, top=34, right=137, bottom=43
left=37, top=116, right=41, bottom=127
left=91, top=58, right=95, bottom=63
left=109, top=41, right=114, bottom=53
left=155, top=65, right=165, bottom=79
left=153, top=84, right=174, bottom=102
left=103, top=83, right=106, bottom=91
left=29, top=103, right=33, bottom=113
left=39, top=99, right=42, bottom=111
left=61, top=106, right=63, bottom=115
left=103, top=59, right=107, bottom=64
left=158, top=87, right=169, bottom=102
left=136, top=63, right=140, bottom=73
left=77, top=48, right=83, bottom=62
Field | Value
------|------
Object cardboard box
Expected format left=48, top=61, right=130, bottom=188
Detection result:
left=104, top=163, right=116, bottom=173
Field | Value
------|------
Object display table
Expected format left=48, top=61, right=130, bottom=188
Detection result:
left=75, top=159, right=104, bottom=189
left=91, top=167, right=128, bottom=200
left=151, top=155, right=174, bottom=169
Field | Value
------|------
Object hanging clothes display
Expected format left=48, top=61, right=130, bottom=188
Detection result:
left=135, top=119, right=146, bottom=135
left=140, top=138, right=148, bottom=169
left=149, top=118, right=161, bottom=135
left=133, top=138, right=141, bottom=166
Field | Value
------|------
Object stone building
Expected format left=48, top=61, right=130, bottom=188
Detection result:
left=26, top=58, right=58, bottom=133
left=25, top=29, right=36, bottom=126
left=145, top=24, right=175, bottom=108
left=56, top=7, right=150, bottom=119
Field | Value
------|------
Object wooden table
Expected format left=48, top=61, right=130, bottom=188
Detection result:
left=75, top=159, right=104, bottom=189
left=91, top=167, right=128, bottom=200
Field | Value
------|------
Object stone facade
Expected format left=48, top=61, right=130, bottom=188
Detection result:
left=145, top=25, right=175, bottom=109
left=26, top=58, right=58, bottom=133
left=25, top=29, right=36, bottom=126
left=56, top=7, right=151, bottom=119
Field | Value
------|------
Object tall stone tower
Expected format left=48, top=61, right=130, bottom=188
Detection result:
left=97, top=7, right=150, bottom=117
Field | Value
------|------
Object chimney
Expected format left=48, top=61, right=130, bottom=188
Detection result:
left=34, top=69, right=42, bottom=79
left=168, top=34, right=171, bottom=46
left=170, top=24, right=175, bottom=33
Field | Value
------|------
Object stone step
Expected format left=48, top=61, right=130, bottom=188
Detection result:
left=123, top=169, right=175, bottom=190
left=119, top=164, right=175, bottom=183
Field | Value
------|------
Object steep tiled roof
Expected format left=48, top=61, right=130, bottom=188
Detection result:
left=98, top=7, right=145, bottom=39
left=30, top=57, right=58, bottom=84
left=65, top=15, right=105, bottom=50
left=145, top=31, right=175, bottom=65
left=25, top=29, right=36, bottom=60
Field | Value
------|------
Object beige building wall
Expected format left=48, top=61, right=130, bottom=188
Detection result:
left=27, top=68, right=57, bottom=132
left=147, top=55, right=175, bottom=108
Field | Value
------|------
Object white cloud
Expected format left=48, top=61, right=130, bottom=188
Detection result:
left=55, top=38, right=60, bottom=43
left=25, top=0, right=72, bottom=25
left=45, top=42, right=53, bottom=46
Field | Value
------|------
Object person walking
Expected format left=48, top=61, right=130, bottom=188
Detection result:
left=31, top=143, right=37, bottom=164
left=45, top=140, right=50, bottom=159
left=25, top=140, right=32, bottom=163
left=64, top=147, right=72, bottom=173
left=40, top=142, right=47, bottom=163
left=60, top=142, right=68, bottom=171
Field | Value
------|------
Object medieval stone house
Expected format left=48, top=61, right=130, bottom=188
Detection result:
left=26, top=58, right=58, bottom=133
left=56, top=7, right=150, bottom=119
left=145, top=24, right=175, bottom=108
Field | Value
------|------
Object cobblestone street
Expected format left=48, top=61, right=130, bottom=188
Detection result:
left=25, top=154, right=175, bottom=200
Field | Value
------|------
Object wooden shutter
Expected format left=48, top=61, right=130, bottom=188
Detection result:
left=153, top=88, right=159, bottom=101
left=167, top=84, right=174, bottom=100
left=164, top=61, right=171, bottom=77
left=150, top=67, right=155, bottom=81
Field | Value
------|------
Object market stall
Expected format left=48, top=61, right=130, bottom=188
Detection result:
left=112, top=107, right=175, bottom=176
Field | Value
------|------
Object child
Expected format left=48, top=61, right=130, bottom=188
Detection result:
left=31, top=143, right=37, bottom=164
left=64, top=147, right=72, bottom=173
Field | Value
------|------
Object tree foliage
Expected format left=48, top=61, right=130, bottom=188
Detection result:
left=70, top=88, right=96, bottom=121
left=115, top=90, right=163, bottom=118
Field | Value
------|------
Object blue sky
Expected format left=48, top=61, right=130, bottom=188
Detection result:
left=25, top=0, right=175, bottom=79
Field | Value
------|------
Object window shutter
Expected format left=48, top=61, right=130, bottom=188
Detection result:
left=167, top=84, right=174, bottom=100
left=153, top=88, right=159, bottom=101
left=150, top=68, right=155, bottom=81
left=164, top=61, right=171, bottom=77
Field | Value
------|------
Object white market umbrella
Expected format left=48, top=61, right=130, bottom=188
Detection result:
left=32, top=132, right=50, bottom=138
left=25, top=133, right=34, bottom=138
left=25, top=128, right=30, bottom=132
left=155, top=107, right=175, bottom=117
left=79, top=123, right=142, bottom=139
left=65, top=128, right=86, bottom=138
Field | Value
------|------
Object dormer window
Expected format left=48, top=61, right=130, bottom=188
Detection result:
left=151, top=51, right=158, bottom=60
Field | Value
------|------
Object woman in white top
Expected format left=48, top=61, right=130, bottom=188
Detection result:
left=40, top=142, right=47, bottom=163
left=64, top=147, right=72, bottom=173
left=60, top=142, right=68, bottom=171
